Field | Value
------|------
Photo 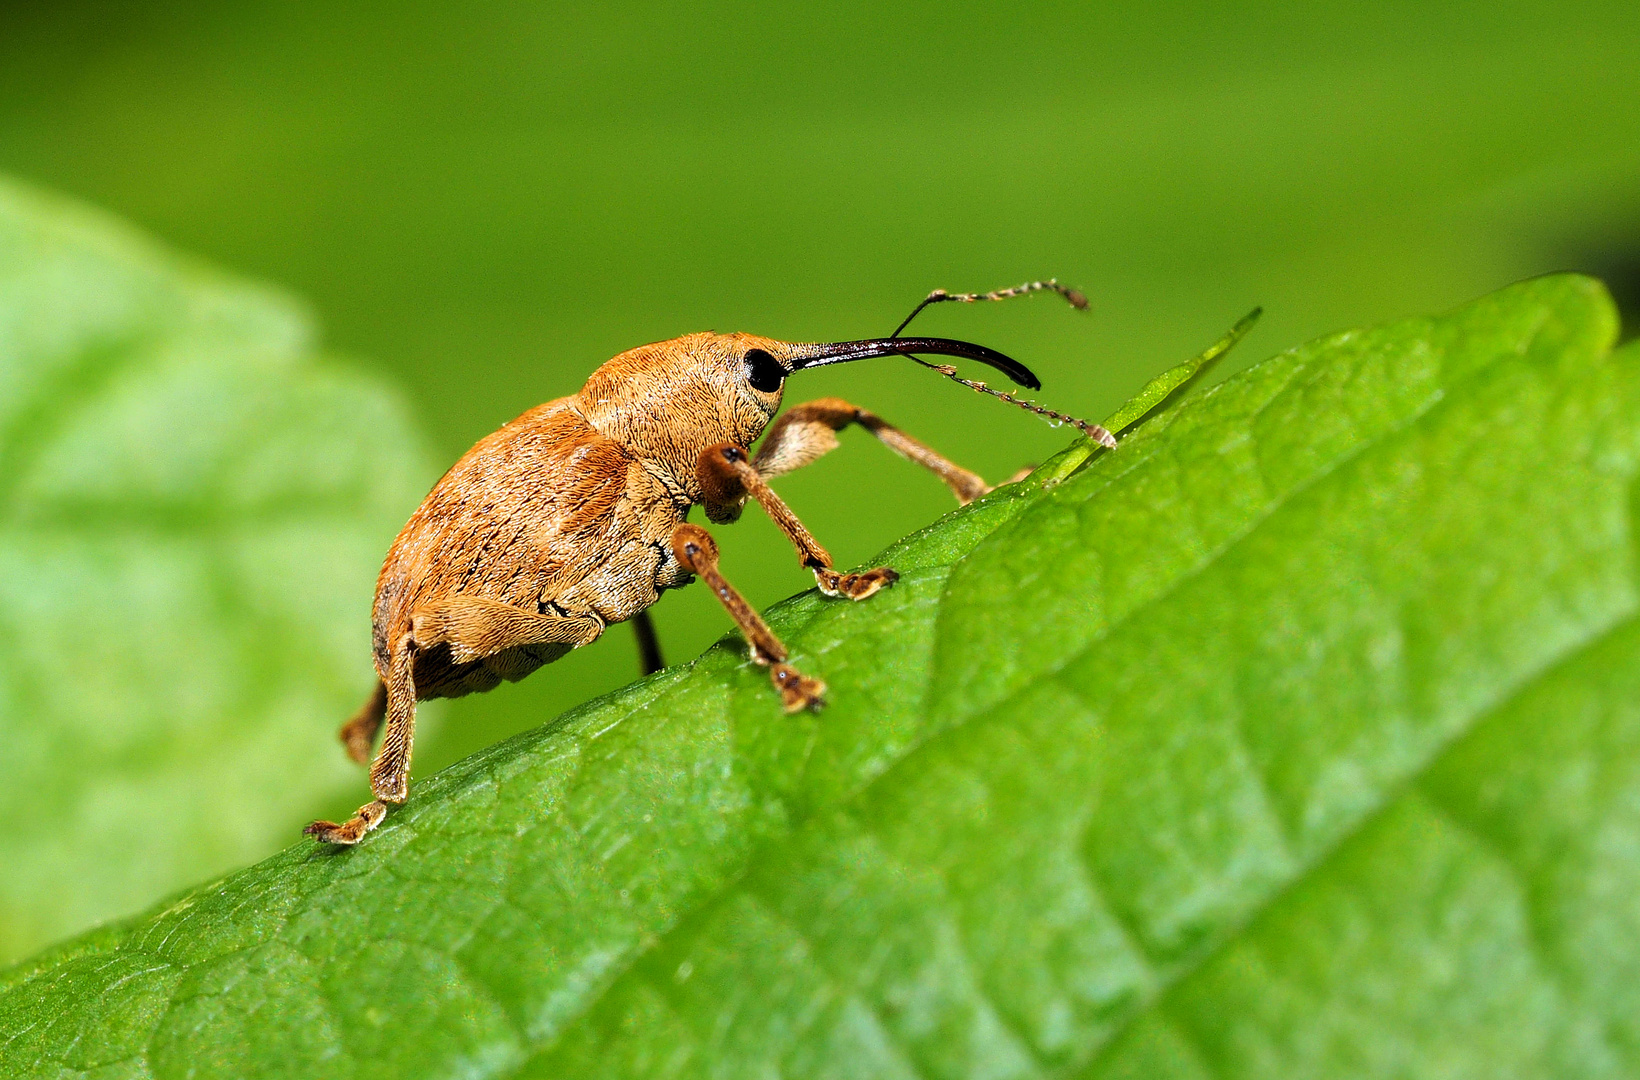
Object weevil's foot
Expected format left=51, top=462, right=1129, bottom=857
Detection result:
left=304, top=800, right=389, bottom=845
left=815, top=566, right=900, bottom=600
left=771, top=663, right=826, bottom=712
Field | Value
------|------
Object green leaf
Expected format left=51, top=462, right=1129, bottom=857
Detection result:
left=0, top=178, right=435, bottom=964
left=4, top=274, right=1638, bottom=1080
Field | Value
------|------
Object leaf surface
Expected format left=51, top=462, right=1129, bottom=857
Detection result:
left=0, top=178, right=434, bottom=963
left=3, top=275, right=1638, bottom=1080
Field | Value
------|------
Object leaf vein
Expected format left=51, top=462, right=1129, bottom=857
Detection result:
left=1076, top=607, right=1638, bottom=1075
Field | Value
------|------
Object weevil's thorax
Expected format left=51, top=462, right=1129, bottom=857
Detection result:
left=574, top=332, right=786, bottom=502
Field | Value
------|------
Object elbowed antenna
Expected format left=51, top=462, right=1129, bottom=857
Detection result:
left=786, top=336, right=1042, bottom=391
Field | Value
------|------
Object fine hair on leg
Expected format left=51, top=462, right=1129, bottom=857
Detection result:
left=369, top=633, right=418, bottom=804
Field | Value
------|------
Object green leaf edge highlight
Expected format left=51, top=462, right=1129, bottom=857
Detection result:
left=1043, top=306, right=1263, bottom=486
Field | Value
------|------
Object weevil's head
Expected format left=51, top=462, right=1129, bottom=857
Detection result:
left=575, top=331, right=1040, bottom=501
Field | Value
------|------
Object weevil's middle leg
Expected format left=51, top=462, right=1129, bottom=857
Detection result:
left=671, top=523, right=824, bottom=712
left=632, top=609, right=665, bottom=676
left=338, top=680, right=387, bottom=765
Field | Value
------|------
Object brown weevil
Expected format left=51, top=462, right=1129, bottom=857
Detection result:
left=306, top=281, right=1110, bottom=844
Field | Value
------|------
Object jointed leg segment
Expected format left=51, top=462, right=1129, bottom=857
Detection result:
left=338, top=680, right=387, bottom=765
left=681, top=398, right=1003, bottom=711
left=672, top=523, right=825, bottom=711
left=306, top=630, right=416, bottom=846
left=699, top=441, right=899, bottom=600
left=753, top=397, right=993, bottom=505
left=369, top=631, right=419, bottom=805
left=698, top=396, right=1002, bottom=604
left=307, top=595, right=602, bottom=845
left=719, top=396, right=1004, bottom=594
left=632, top=609, right=666, bottom=676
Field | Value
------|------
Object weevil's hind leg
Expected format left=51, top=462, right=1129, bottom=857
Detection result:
left=306, top=633, right=415, bottom=845
left=671, top=523, right=824, bottom=712
left=753, top=397, right=992, bottom=505
left=411, top=595, right=604, bottom=666
left=368, top=634, right=419, bottom=806
left=371, top=597, right=601, bottom=804
left=371, top=598, right=601, bottom=805
left=306, top=598, right=603, bottom=845
left=632, top=609, right=666, bottom=676
left=338, top=680, right=387, bottom=765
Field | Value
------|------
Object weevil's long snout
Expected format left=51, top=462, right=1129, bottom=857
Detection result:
left=786, top=337, right=1042, bottom=391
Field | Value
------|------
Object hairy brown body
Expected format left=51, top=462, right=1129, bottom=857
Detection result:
left=306, top=299, right=1085, bottom=845
left=375, top=402, right=685, bottom=701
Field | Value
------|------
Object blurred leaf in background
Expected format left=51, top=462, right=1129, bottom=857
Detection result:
left=3, top=274, right=1635, bottom=1078
left=0, top=177, right=436, bottom=964
left=2, top=0, right=1637, bottom=779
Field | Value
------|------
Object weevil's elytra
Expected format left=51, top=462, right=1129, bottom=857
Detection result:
left=306, top=280, right=1104, bottom=845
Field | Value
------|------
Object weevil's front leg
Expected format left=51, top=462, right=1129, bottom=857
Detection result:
left=671, top=523, right=825, bottom=711
left=753, top=397, right=994, bottom=506
left=698, top=442, right=899, bottom=601
left=306, top=597, right=602, bottom=845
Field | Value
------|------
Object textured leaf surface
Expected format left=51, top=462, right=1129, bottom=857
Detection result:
left=0, top=178, right=434, bottom=963
left=2, top=275, right=1637, bottom=1079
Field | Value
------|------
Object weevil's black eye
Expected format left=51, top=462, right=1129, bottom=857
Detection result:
left=744, top=348, right=785, bottom=393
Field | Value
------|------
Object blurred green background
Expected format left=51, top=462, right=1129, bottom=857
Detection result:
left=2, top=0, right=1639, bottom=956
